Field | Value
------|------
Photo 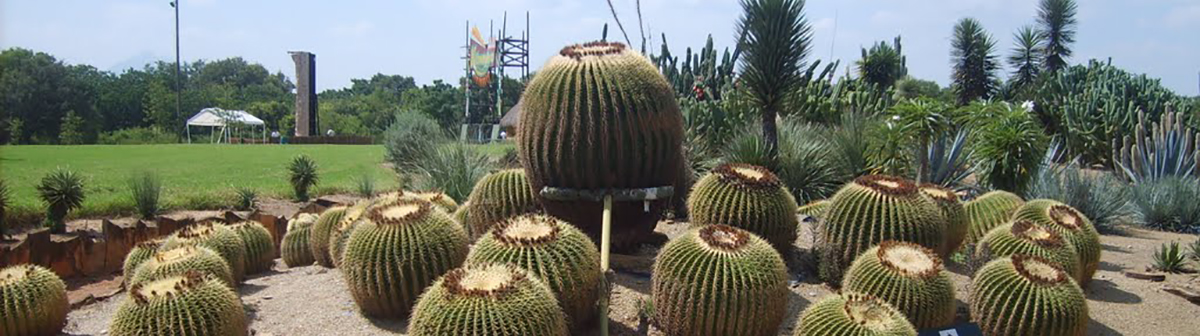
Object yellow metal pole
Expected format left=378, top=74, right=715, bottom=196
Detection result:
left=599, top=194, right=612, bottom=336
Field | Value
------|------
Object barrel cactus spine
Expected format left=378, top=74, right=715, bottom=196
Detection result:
left=0, top=264, right=69, bottom=336
left=918, top=184, right=967, bottom=256
left=1013, top=200, right=1101, bottom=285
left=970, top=255, right=1087, bottom=336
left=123, top=238, right=164, bottom=286
left=281, top=213, right=318, bottom=267
left=329, top=201, right=372, bottom=267
left=687, top=163, right=799, bottom=252
left=841, top=241, right=955, bottom=329
left=793, top=292, right=917, bottom=336
left=129, top=245, right=235, bottom=288
left=466, top=214, right=600, bottom=330
left=976, top=219, right=1082, bottom=282
left=408, top=263, right=568, bottom=336
left=652, top=224, right=789, bottom=336
left=964, top=190, right=1024, bottom=245
left=109, top=271, right=248, bottom=336
left=518, top=41, right=684, bottom=249
left=161, top=221, right=248, bottom=282
left=309, top=206, right=347, bottom=268
left=464, top=169, right=542, bottom=239
left=230, top=221, right=275, bottom=275
left=797, top=199, right=829, bottom=219
left=408, top=191, right=458, bottom=213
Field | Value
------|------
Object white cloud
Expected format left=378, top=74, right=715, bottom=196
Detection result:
left=1165, top=4, right=1200, bottom=27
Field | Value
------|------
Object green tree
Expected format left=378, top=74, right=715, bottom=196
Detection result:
left=893, top=77, right=944, bottom=101
left=58, top=111, right=86, bottom=144
left=1038, top=0, right=1077, bottom=73
left=856, top=36, right=907, bottom=88
left=950, top=18, right=999, bottom=105
left=1007, top=25, right=1045, bottom=95
left=736, top=0, right=813, bottom=157
left=0, top=48, right=99, bottom=144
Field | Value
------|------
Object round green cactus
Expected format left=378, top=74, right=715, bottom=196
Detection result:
left=309, top=206, right=347, bottom=268
left=970, top=255, right=1088, bottom=336
left=0, top=264, right=69, bottom=336
left=123, top=238, right=164, bottom=285
left=653, top=224, right=789, bottom=336
left=162, top=222, right=248, bottom=282
left=687, top=163, right=799, bottom=252
left=793, top=292, right=917, bottom=336
left=818, top=175, right=946, bottom=284
left=464, top=169, right=542, bottom=239
left=109, top=271, right=247, bottom=336
left=976, top=220, right=1082, bottom=282
left=281, top=213, right=318, bottom=267
left=129, top=245, right=235, bottom=289
left=408, top=263, right=568, bottom=336
left=964, top=190, right=1024, bottom=245
left=329, top=201, right=373, bottom=268
left=841, top=241, right=955, bottom=329
left=407, top=192, right=458, bottom=213
left=918, top=184, right=967, bottom=256
left=229, top=221, right=275, bottom=275
left=452, top=200, right=470, bottom=231
left=797, top=199, right=829, bottom=219
left=517, top=41, right=684, bottom=248
left=1012, top=199, right=1101, bottom=285
left=465, top=214, right=600, bottom=330
left=341, top=199, right=470, bottom=318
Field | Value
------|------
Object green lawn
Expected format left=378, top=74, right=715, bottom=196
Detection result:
left=0, top=144, right=400, bottom=222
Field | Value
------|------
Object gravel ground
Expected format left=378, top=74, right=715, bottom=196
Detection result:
left=64, top=221, right=1200, bottom=335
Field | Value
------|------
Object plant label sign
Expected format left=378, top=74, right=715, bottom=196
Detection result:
left=918, top=323, right=983, bottom=336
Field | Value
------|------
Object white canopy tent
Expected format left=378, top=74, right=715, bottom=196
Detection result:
left=185, top=108, right=267, bottom=144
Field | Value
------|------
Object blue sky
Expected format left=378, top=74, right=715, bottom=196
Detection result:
left=2, top=0, right=1197, bottom=94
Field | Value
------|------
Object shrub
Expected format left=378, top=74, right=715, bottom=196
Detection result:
left=233, top=187, right=256, bottom=211
left=412, top=144, right=492, bottom=203
left=964, top=101, right=1048, bottom=194
left=288, top=155, right=319, bottom=201
left=128, top=171, right=162, bottom=219
left=97, top=127, right=178, bottom=145
left=1027, top=163, right=1132, bottom=234
left=37, top=168, right=86, bottom=233
left=383, top=110, right=446, bottom=174
left=1152, top=242, right=1187, bottom=273
left=1131, top=177, right=1200, bottom=232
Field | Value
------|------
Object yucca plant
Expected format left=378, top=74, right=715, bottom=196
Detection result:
left=289, top=155, right=319, bottom=201
left=950, top=17, right=1000, bottom=105
left=1037, top=0, right=1077, bottom=73
left=38, top=168, right=86, bottom=233
left=1006, top=25, right=1044, bottom=97
left=128, top=171, right=162, bottom=219
left=1131, top=177, right=1200, bottom=232
left=736, top=0, right=813, bottom=155
left=234, top=187, right=257, bottom=211
left=1189, top=237, right=1200, bottom=260
left=965, top=102, right=1048, bottom=194
left=413, top=143, right=493, bottom=202
left=1152, top=242, right=1188, bottom=273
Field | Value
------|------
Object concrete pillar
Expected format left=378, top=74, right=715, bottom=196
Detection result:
left=290, top=51, right=318, bottom=137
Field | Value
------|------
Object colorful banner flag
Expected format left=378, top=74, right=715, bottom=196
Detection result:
left=469, top=27, right=496, bottom=87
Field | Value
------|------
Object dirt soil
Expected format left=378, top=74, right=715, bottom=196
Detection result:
left=63, top=221, right=1200, bottom=336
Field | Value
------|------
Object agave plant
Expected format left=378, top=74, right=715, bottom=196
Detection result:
left=1113, top=110, right=1197, bottom=183
left=128, top=171, right=162, bottom=219
left=1152, top=242, right=1188, bottom=273
left=1131, top=177, right=1200, bottom=232
left=289, top=155, right=319, bottom=201
left=38, top=168, right=86, bottom=233
left=914, top=129, right=972, bottom=188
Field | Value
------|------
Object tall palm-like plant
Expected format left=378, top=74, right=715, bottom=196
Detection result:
left=856, top=36, right=907, bottom=88
left=289, top=155, right=319, bottom=201
left=1007, top=25, right=1044, bottom=94
left=38, top=169, right=86, bottom=233
left=1038, top=0, right=1077, bottom=73
left=736, top=0, right=813, bottom=158
left=950, top=18, right=1000, bottom=105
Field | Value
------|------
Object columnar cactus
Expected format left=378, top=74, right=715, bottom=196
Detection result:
left=408, top=264, right=568, bottom=336
left=793, top=292, right=917, bottom=336
left=281, top=213, right=318, bottom=267
left=162, top=222, right=248, bottom=282
left=970, top=255, right=1088, bottom=336
left=466, top=214, right=600, bottom=330
left=230, top=221, right=275, bottom=274
left=818, top=175, right=946, bottom=284
left=976, top=220, right=1082, bottom=282
left=309, top=206, right=347, bottom=268
left=518, top=41, right=684, bottom=248
left=341, top=199, right=470, bottom=318
left=841, top=241, right=955, bottom=329
left=652, top=224, right=789, bottom=336
left=964, top=190, right=1024, bottom=244
left=464, top=169, right=542, bottom=239
left=129, top=246, right=235, bottom=288
left=1012, top=199, right=1101, bottom=284
left=109, top=271, right=248, bottom=336
left=0, top=264, right=69, bottom=336
left=123, top=238, right=164, bottom=283
left=687, top=163, right=799, bottom=252
left=918, top=184, right=967, bottom=256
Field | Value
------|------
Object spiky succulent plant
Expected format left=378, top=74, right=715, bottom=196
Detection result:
left=653, top=224, right=789, bottom=335
left=818, top=175, right=947, bottom=284
left=309, top=206, right=347, bottom=268
left=341, top=199, right=470, bottom=318
left=465, top=214, right=600, bottom=329
left=1011, top=199, right=1101, bottom=284
left=408, top=263, right=568, bottom=336
left=793, top=292, right=917, bottom=336
left=970, top=255, right=1087, bottom=336
left=841, top=241, right=955, bottom=329
left=123, top=238, right=164, bottom=285
left=109, top=271, right=248, bottom=336
left=329, top=201, right=373, bottom=267
left=452, top=201, right=470, bottom=231
left=964, top=190, right=1025, bottom=244
left=162, top=222, right=248, bottom=282
left=230, top=221, right=275, bottom=275
left=464, top=169, right=542, bottom=239
left=0, top=264, right=69, bottom=336
left=975, top=220, right=1082, bottom=282
left=129, top=246, right=235, bottom=288
left=406, top=191, right=458, bottom=213
left=797, top=199, right=829, bottom=219
left=687, top=163, right=799, bottom=252
left=281, top=213, right=318, bottom=267
left=518, top=41, right=684, bottom=248
left=918, top=184, right=968, bottom=256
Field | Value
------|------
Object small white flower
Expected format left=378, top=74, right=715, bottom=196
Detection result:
left=892, top=115, right=901, bottom=121
left=1021, top=100, right=1035, bottom=111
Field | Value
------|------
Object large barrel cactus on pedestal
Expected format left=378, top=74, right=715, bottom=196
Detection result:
left=162, top=222, right=248, bottom=282
left=464, top=169, right=542, bottom=239
left=341, top=199, right=470, bottom=319
left=793, top=292, right=917, bottom=336
left=408, top=263, right=568, bottom=336
left=1, top=264, right=69, bottom=336
left=517, top=41, right=684, bottom=248
left=1012, top=199, right=1101, bottom=285
left=652, top=224, right=789, bottom=336
left=918, top=184, right=967, bottom=256
left=964, top=190, right=1024, bottom=245
left=976, top=220, right=1082, bottom=283
left=970, top=255, right=1088, bottom=336
left=109, top=271, right=247, bottom=336
left=687, top=163, right=799, bottom=252
left=841, top=241, right=955, bottom=329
